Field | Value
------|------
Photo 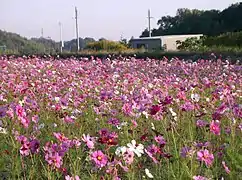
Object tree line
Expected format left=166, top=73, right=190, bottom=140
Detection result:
left=140, top=2, right=242, bottom=38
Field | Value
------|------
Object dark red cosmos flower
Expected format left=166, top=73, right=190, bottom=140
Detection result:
left=149, top=105, right=161, bottom=115
left=98, top=128, right=109, bottom=137
left=140, top=133, right=149, bottom=142
left=162, top=96, right=173, bottom=105
left=98, top=136, right=118, bottom=146
left=98, top=129, right=118, bottom=145
left=212, top=112, right=222, bottom=121
left=162, top=152, right=173, bottom=159
left=59, top=167, right=68, bottom=176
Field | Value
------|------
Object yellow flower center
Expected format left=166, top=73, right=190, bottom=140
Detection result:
left=97, top=156, right=102, bottom=161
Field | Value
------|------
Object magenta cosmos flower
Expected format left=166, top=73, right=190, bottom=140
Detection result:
left=197, top=149, right=214, bottom=167
left=90, top=150, right=108, bottom=168
left=210, top=120, right=220, bottom=135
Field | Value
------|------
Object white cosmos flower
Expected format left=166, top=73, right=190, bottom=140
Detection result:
left=191, top=93, right=200, bottom=102
left=38, top=123, right=45, bottom=129
left=148, top=83, right=153, bottom=88
left=54, top=97, right=60, bottom=102
left=0, top=127, right=7, bottom=134
left=115, top=146, right=127, bottom=156
left=151, top=123, right=155, bottom=130
left=145, top=168, right=154, bottom=178
left=127, top=140, right=144, bottom=157
left=114, top=90, right=119, bottom=95
left=169, top=108, right=177, bottom=117
left=142, top=111, right=149, bottom=119
left=19, top=100, right=25, bottom=106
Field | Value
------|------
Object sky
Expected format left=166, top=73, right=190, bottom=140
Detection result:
left=0, top=0, right=239, bottom=41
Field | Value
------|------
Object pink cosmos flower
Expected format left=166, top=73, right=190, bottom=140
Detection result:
left=107, top=118, right=120, bottom=126
left=71, top=138, right=81, bottom=148
left=6, top=108, right=14, bottom=118
left=90, top=150, right=108, bottom=168
left=180, top=146, right=194, bottom=158
left=196, top=120, right=208, bottom=128
left=53, top=132, right=69, bottom=142
left=16, top=135, right=28, bottom=144
left=45, top=151, right=63, bottom=168
left=145, top=149, right=159, bottom=163
left=233, top=104, right=242, bottom=118
left=210, top=120, right=220, bottom=135
left=154, top=135, right=166, bottom=146
left=65, top=175, right=80, bottom=180
left=177, top=91, right=187, bottom=100
left=197, top=149, right=214, bottom=167
left=20, top=143, right=30, bottom=156
left=123, top=149, right=134, bottom=165
left=64, top=116, right=75, bottom=123
left=20, top=116, right=30, bottom=128
left=31, top=115, right=39, bottom=124
left=16, top=104, right=26, bottom=117
left=146, top=144, right=159, bottom=155
left=131, top=120, right=138, bottom=128
left=238, top=124, right=242, bottom=131
left=82, top=134, right=95, bottom=149
left=43, top=142, right=66, bottom=168
left=193, top=175, right=209, bottom=180
left=181, top=101, right=195, bottom=111
left=122, top=103, right=133, bottom=116
left=222, top=161, right=230, bottom=174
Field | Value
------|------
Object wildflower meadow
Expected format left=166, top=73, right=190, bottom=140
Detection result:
left=0, top=56, right=242, bottom=180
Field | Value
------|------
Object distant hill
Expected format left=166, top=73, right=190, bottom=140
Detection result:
left=0, top=30, right=48, bottom=54
left=0, top=29, right=97, bottom=54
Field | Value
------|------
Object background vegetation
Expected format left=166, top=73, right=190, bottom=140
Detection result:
left=1, top=3, right=242, bottom=55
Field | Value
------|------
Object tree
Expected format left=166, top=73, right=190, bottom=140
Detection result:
left=140, top=3, right=242, bottom=37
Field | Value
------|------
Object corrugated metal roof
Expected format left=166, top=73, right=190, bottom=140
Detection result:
left=131, top=34, right=203, bottom=41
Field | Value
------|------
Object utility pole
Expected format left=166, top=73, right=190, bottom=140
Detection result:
left=59, top=22, right=63, bottom=53
left=75, top=7, right=80, bottom=52
left=41, top=28, right=44, bottom=38
left=147, top=9, right=153, bottom=37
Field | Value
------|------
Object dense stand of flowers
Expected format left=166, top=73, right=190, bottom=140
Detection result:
left=0, top=56, right=242, bottom=179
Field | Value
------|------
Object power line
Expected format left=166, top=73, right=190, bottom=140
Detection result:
left=75, top=7, right=80, bottom=52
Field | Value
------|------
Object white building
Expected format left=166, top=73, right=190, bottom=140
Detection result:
left=130, top=34, right=203, bottom=51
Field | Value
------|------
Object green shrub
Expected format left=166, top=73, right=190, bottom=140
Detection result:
left=86, top=40, right=128, bottom=51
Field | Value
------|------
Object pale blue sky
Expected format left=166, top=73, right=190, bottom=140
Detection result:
left=0, top=0, right=239, bottom=41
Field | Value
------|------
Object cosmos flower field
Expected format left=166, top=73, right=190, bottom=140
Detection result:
left=0, top=56, right=242, bottom=180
